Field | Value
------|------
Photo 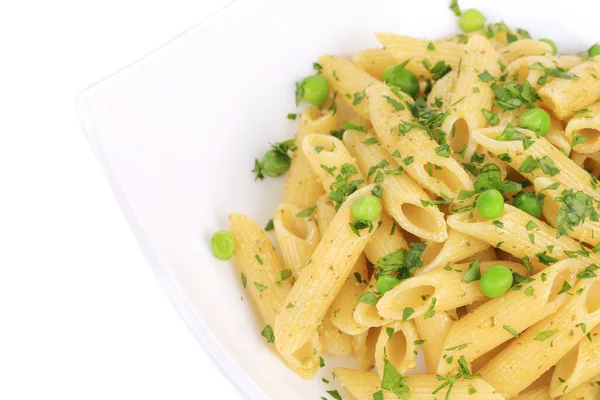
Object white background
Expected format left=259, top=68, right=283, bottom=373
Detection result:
left=0, top=1, right=244, bottom=398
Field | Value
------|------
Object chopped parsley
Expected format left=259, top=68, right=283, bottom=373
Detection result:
left=577, top=264, right=599, bottom=279
left=462, top=259, right=481, bottom=283
left=496, top=124, right=535, bottom=149
left=533, top=329, right=558, bottom=341
left=275, top=269, right=292, bottom=286
left=342, top=121, right=366, bottom=132
left=261, top=325, right=275, bottom=343
left=296, top=205, right=316, bottom=217
left=503, top=325, right=519, bottom=338
left=357, top=291, right=379, bottom=305
left=362, top=137, right=379, bottom=145
left=381, top=359, right=410, bottom=399
left=402, top=307, right=415, bottom=322
left=424, top=297, right=437, bottom=319
left=555, top=190, right=600, bottom=237
left=254, top=282, right=267, bottom=292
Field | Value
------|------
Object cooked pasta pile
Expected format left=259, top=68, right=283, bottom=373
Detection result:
left=211, top=3, right=600, bottom=399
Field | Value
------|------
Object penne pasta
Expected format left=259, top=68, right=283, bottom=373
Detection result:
left=471, top=126, right=600, bottom=201
left=374, top=320, right=420, bottom=376
left=273, top=203, right=320, bottom=277
left=283, top=107, right=337, bottom=209
left=427, top=70, right=457, bottom=110
left=539, top=58, right=600, bottom=120
left=352, top=327, right=380, bottom=371
left=507, top=55, right=582, bottom=90
left=376, top=33, right=464, bottom=78
left=533, top=177, right=600, bottom=247
left=414, top=311, right=455, bottom=373
left=377, top=261, right=527, bottom=321
left=334, top=368, right=505, bottom=400
left=437, top=257, right=593, bottom=376
left=367, top=84, right=474, bottom=199
left=343, top=129, right=448, bottom=242
left=566, top=101, right=600, bottom=155
left=417, top=228, right=491, bottom=275
left=550, top=326, right=600, bottom=397
left=447, top=204, right=584, bottom=271
left=479, top=277, right=600, bottom=398
left=442, top=35, right=500, bottom=159
left=352, top=48, right=399, bottom=81
left=318, top=318, right=353, bottom=357
left=318, top=55, right=386, bottom=119
left=229, top=213, right=321, bottom=379
left=274, top=185, right=380, bottom=355
left=497, top=39, right=553, bottom=65
left=559, top=376, right=600, bottom=400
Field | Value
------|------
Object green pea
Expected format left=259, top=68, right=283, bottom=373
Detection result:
left=539, top=39, right=557, bottom=55
left=589, top=44, right=600, bottom=58
left=479, top=264, right=513, bottom=298
left=458, top=9, right=485, bottom=33
left=512, top=192, right=542, bottom=218
left=519, top=107, right=551, bottom=136
left=301, top=75, right=329, bottom=106
left=211, top=231, right=236, bottom=260
left=377, top=275, right=400, bottom=296
left=351, top=194, right=382, bottom=222
left=262, top=149, right=291, bottom=177
left=382, top=64, right=399, bottom=83
left=388, top=68, right=419, bottom=97
left=476, top=189, right=505, bottom=219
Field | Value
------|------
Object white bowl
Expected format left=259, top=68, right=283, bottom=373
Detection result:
left=77, top=0, right=596, bottom=398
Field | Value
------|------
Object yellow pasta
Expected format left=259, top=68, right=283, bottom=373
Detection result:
left=427, top=70, right=457, bottom=110
left=447, top=204, right=583, bottom=271
left=479, top=277, right=600, bottom=398
left=550, top=326, right=600, bottom=397
left=566, top=101, right=600, bottom=155
left=376, top=33, right=464, bottom=78
left=497, top=39, right=553, bottom=65
left=352, top=327, right=380, bottom=371
left=471, top=126, right=600, bottom=200
left=273, top=203, right=320, bottom=277
left=274, top=185, right=380, bottom=355
left=513, top=384, right=551, bottom=400
left=318, top=318, right=353, bottom=357
left=377, top=261, right=526, bottom=321
left=533, top=177, right=600, bottom=247
left=343, top=129, right=448, bottom=242
left=417, top=228, right=491, bottom=275
left=414, top=312, right=455, bottom=373
left=374, top=320, right=419, bottom=376
left=539, top=58, right=600, bottom=120
left=352, top=48, right=398, bottom=81
left=283, top=107, right=337, bottom=209
left=334, top=368, right=505, bottom=400
left=442, top=35, right=500, bottom=159
left=229, top=213, right=321, bottom=379
left=507, top=55, right=582, bottom=89
left=437, top=257, right=592, bottom=376
left=367, top=84, right=474, bottom=199
left=318, top=55, right=386, bottom=119
left=559, top=376, right=600, bottom=400
left=362, top=212, right=408, bottom=264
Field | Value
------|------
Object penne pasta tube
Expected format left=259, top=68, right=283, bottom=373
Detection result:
left=283, top=107, right=337, bottom=209
left=497, top=39, right=553, bottom=65
left=229, top=213, right=321, bottom=379
left=471, top=126, right=600, bottom=201
left=533, top=177, right=600, bottom=247
left=427, top=70, right=457, bottom=110
left=328, top=254, right=369, bottom=335
left=318, top=318, right=353, bottom=357
left=507, top=55, right=582, bottom=90
left=447, top=204, right=583, bottom=271
left=367, top=84, right=474, bottom=199
left=539, top=58, right=600, bottom=120
left=314, top=195, right=369, bottom=335
left=343, top=129, right=448, bottom=242
left=442, top=35, right=500, bottom=159
left=550, top=326, right=600, bottom=397
left=376, top=32, right=464, bottom=78
left=273, top=203, right=320, bottom=277
left=417, top=228, right=491, bottom=275
left=479, top=277, right=600, bottom=398
left=374, top=320, right=420, bottom=376
left=566, top=101, right=600, bottom=154
left=545, top=111, right=571, bottom=155
left=352, top=48, right=399, bottom=81
left=274, top=185, right=380, bottom=355
left=559, top=376, right=600, bottom=400
left=414, top=312, right=455, bottom=373
left=437, top=257, right=593, bottom=376
left=377, top=261, right=526, bottom=321
left=352, top=327, right=380, bottom=371
left=334, top=368, right=505, bottom=400
left=318, top=55, right=386, bottom=119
